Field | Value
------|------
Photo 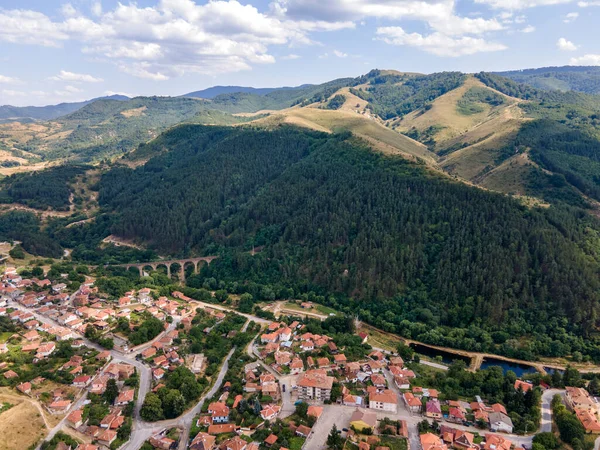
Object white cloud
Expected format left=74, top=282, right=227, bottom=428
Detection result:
left=0, top=75, right=20, bottom=84
left=557, top=37, right=578, bottom=51
left=104, top=90, right=133, bottom=98
left=333, top=50, right=348, bottom=58
left=282, top=54, right=301, bottom=60
left=1, top=89, right=26, bottom=97
left=475, top=0, right=575, bottom=9
left=61, top=3, right=78, bottom=18
left=49, top=70, right=103, bottom=83
left=376, top=27, right=507, bottom=57
left=521, top=25, right=536, bottom=32
left=578, top=1, right=600, bottom=6
left=91, top=1, right=103, bottom=17
left=0, top=9, right=68, bottom=46
left=570, top=54, right=600, bottom=64
left=564, top=12, right=579, bottom=22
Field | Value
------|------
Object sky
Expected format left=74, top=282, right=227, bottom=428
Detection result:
left=1, top=0, right=599, bottom=106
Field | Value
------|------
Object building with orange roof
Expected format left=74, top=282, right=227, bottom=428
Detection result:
left=420, top=433, right=448, bottom=450
left=370, top=389, right=398, bottom=412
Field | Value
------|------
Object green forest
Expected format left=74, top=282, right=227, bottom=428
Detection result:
left=25, top=124, right=599, bottom=362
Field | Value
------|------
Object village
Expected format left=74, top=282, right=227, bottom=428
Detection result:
left=1, top=264, right=600, bottom=450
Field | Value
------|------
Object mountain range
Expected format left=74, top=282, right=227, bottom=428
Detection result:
left=2, top=65, right=600, bottom=361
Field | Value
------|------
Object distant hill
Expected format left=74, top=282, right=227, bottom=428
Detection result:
left=0, top=94, right=130, bottom=122
left=183, top=84, right=310, bottom=99
left=496, top=66, right=600, bottom=94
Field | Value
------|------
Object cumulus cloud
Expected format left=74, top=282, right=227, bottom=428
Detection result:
left=521, top=25, right=536, bottom=32
left=0, top=0, right=513, bottom=79
left=376, top=26, right=507, bottom=57
left=570, top=54, right=600, bottom=64
left=0, top=75, right=20, bottom=84
left=564, top=12, right=579, bottom=22
left=50, top=70, right=103, bottom=83
left=333, top=50, right=348, bottom=58
left=557, top=37, right=578, bottom=51
left=1, top=89, right=26, bottom=97
left=475, top=0, right=574, bottom=9
left=282, top=54, right=301, bottom=60
left=54, top=85, right=84, bottom=96
left=578, top=1, right=600, bottom=6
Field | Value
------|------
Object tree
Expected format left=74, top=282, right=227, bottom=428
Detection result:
left=295, top=401, right=308, bottom=419
left=326, top=425, right=343, bottom=450
left=533, top=432, right=559, bottom=449
left=330, top=382, right=342, bottom=402
left=162, top=389, right=186, bottom=419
left=556, top=411, right=585, bottom=444
left=238, top=293, right=254, bottom=313
left=104, top=379, right=119, bottom=404
left=9, top=246, right=25, bottom=259
left=140, top=393, right=164, bottom=421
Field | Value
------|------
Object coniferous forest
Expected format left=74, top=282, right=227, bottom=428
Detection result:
left=36, top=124, right=600, bottom=361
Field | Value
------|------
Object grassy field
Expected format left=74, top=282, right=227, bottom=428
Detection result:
left=0, top=332, right=13, bottom=343
left=0, top=388, right=54, bottom=450
left=359, top=323, right=404, bottom=351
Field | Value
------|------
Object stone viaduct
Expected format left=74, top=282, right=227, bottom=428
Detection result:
left=109, top=256, right=218, bottom=281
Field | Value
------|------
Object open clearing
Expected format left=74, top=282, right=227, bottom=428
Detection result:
left=0, top=388, right=56, bottom=450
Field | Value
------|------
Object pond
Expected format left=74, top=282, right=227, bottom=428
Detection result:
left=480, top=357, right=538, bottom=377
left=410, top=343, right=471, bottom=365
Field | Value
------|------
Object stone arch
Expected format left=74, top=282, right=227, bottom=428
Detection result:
left=142, top=265, right=154, bottom=277
left=183, top=261, right=196, bottom=279
left=127, top=266, right=141, bottom=278
left=170, top=262, right=182, bottom=281
left=196, top=260, right=208, bottom=274
left=155, top=263, right=170, bottom=277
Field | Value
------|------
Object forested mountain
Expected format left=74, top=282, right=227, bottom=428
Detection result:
left=0, top=94, right=129, bottom=122
left=37, top=124, right=600, bottom=362
left=496, top=66, right=600, bottom=94
left=4, top=65, right=600, bottom=361
left=183, top=85, right=308, bottom=99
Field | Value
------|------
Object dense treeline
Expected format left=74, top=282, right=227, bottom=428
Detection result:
left=497, top=66, right=600, bottom=95
left=83, top=125, right=600, bottom=360
left=0, top=211, right=63, bottom=257
left=0, top=164, right=87, bottom=209
left=351, top=72, right=465, bottom=119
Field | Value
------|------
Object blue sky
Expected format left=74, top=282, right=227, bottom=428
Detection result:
left=1, top=0, right=599, bottom=106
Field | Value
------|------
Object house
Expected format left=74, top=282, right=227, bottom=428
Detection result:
left=91, top=375, right=109, bottom=394
left=307, top=405, right=323, bottom=419
left=17, top=382, right=31, bottom=394
left=97, top=430, right=117, bottom=446
left=265, top=434, right=278, bottom=447
left=223, top=436, right=247, bottom=450
left=403, top=392, right=422, bottom=413
left=576, top=409, right=600, bottom=433
left=425, top=399, right=442, bottom=419
left=449, top=407, right=466, bottom=424
left=36, top=342, right=56, bottom=358
left=420, top=433, right=448, bottom=450
left=48, top=400, right=72, bottom=414
left=350, top=409, right=378, bottom=432
left=66, top=409, right=84, bottom=429
left=566, top=387, right=598, bottom=413
left=371, top=374, right=386, bottom=388
left=300, top=340, right=314, bottom=352
left=76, top=445, right=98, bottom=450
left=260, top=404, right=281, bottom=421
left=208, top=402, right=229, bottom=423
left=290, top=358, right=304, bottom=375
left=514, top=380, right=533, bottom=393
left=190, top=432, right=215, bottom=450
left=296, top=425, right=312, bottom=437
left=72, top=375, right=91, bottom=388
left=334, top=354, right=347, bottom=366
left=489, top=412, right=514, bottom=434
left=491, top=403, right=508, bottom=415
left=369, top=389, right=398, bottom=413
left=389, top=356, right=404, bottom=367
left=483, top=435, right=512, bottom=450
left=207, top=424, right=238, bottom=435
left=4, top=370, right=18, bottom=379
left=343, top=393, right=363, bottom=407
left=116, top=389, right=135, bottom=405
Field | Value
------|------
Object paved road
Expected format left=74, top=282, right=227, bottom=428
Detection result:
left=540, top=389, right=563, bottom=433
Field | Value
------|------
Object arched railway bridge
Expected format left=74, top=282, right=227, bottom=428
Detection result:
left=103, top=256, right=218, bottom=281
